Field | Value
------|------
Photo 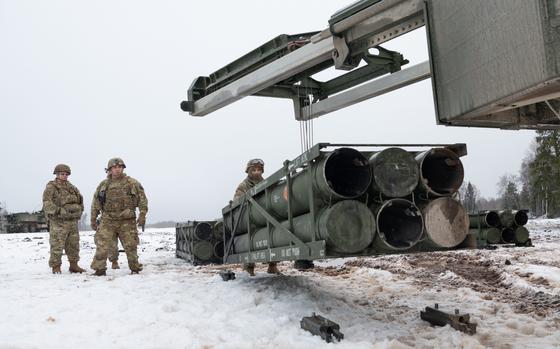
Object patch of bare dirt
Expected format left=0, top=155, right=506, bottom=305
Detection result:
left=342, top=252, right=560, bottom=318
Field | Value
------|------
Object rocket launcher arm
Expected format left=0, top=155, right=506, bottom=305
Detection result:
left=181, top=0, right=426, bottom=119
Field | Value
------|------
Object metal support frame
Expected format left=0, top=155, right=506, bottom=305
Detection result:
left=297, top=61, right=430, bottom=120
left=223, top=198, right=247, bottom=263
left=222, top=143, right=330, bottom=264
left=183, top=0, right=426, bottom=118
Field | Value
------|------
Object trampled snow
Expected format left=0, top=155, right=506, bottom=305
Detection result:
left=0, top=221, right=559, bottom=349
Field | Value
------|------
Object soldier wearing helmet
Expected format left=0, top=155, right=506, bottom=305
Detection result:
left=233, top=158, right=280, bottom=276
left=42, top=164, right=86, bottom=274
left=90, top=157, right=148, bottom=276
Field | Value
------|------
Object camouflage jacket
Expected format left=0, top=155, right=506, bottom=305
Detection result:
left=42, top=180, right=84, bottom=221
left=91, top=174, right=148, bottom=221
left=233, top=177, right=263, bottom=200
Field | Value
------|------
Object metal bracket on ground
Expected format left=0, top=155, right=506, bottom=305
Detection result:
left=420, top=304, right=477, bottom=335
left=300, top=313, right=344, bottom=343
left=219, top=270, right=236, bottom=281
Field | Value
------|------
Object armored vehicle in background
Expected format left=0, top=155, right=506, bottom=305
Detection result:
left=6, top=210, right=48, bottom=234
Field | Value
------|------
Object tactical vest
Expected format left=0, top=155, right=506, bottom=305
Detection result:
left=98, top=176, right=140, bottom=218
left=50, top=181, right=82, bottom=207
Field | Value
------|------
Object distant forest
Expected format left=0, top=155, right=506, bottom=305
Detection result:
left=460, top=130, right=560, bottom=218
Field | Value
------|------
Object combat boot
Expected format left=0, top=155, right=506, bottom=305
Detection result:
left=52, top=265, right=61, bottom=274
left=130, top=264, right=143, bottom=274
left=111, top=261, right=120, bottom=270
left=267, top=262, right=281, bottom=275
left=243, top=263, right=255, bottom=276
left=69, top=261, right=86, bottom=273
left=93, top=269, right=106, bottom=276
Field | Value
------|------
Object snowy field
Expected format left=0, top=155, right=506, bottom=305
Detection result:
left=1, top=221, right=559, bottom=349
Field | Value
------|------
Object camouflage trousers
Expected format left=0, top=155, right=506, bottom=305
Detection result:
left=94, top=232, right=119, bottom=262
left=91, top=218, right=142, bottom=271
left=48, top=219, right=80, bottom=268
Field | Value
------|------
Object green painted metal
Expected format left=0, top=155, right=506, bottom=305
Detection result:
left=329, top=0, right=383, bottom=29
left=469, top=211, right=500, bottom=229
left=513, top=226, right=530, bottom=244
left=187, top=32, right=320, bottom=103
left=369, top=147, right=419, bottom=198
left=192, top=240, right=214, bottom=261
left=371, top=198, right=423, bottom=251
left=234, top=200, right=375, bottom=255
left=176, top=220, right=223, bottom=264
left=427, top=0, right=560, bottom=129
left=224, top=147, right=371, bottom=233
left=415, top=148, right=464, bottom=198
left=498, top=210, right=515, bottom=228
left=227, top=241, right=326, bottom=264
left=478, top=227, right=501, bottom=244
left=213, top=219, right=224, bottom=240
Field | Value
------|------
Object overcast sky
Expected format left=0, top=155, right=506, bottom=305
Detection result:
left=0, top=1, right=535, bottom=222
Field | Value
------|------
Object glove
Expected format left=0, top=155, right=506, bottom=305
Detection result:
left=137, top=214, right=146, bottom=227
left=66, top=204, right=81, bottom=214
left=58, top=207, right=70, bottom=219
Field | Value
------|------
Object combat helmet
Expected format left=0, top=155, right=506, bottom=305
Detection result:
left=245, top=158, right=264, bottom=173
left=106, top=157, right=126, bottom=172
left=53, top=164, right=71, bottom=175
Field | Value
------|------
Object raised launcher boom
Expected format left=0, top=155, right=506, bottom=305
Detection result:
left=181, top=0, right=560, bottom=130
left=221, top=142, right=469, bottom=266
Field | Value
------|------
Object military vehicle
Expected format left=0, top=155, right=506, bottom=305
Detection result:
left=177, top=0, right=549, bottom=271
left=0, top=203, right=8, bottom=234
left=6, top=210, right=48, bottom=234
left=182, top=0, right=559, bottom=129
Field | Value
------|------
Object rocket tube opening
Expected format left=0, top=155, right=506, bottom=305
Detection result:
left=376, top=199, right=423, bottom=249
left=514, top=211, right=528, bottom=226
left=417, top=148, right=464, bottom=196
left=213, top=221, right=224, bottom=240
left=484, top=211, right=501, bottom=227
left=501, top=228, right=515, bottom=243
left=213, top=241, right=225, bottom=258
left=194, top=222, right=212, bottom=241
left=323, top=147, right=371, bottom=198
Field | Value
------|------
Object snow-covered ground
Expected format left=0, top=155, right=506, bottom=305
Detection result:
left=1, top=221, right=559, bottom=349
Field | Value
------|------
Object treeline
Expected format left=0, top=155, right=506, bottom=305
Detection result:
left=460, top=130, right=560, bottom=218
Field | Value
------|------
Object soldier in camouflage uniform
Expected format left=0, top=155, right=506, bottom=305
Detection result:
left=42, top=164, right=86, bottom=274
left=90, top=158, right=148, bottom=276
left=234, top=159, right=280, bottom=276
